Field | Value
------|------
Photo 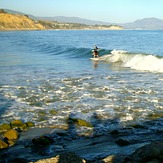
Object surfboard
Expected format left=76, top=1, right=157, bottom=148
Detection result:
left=90, top=58, right=100, bottom=61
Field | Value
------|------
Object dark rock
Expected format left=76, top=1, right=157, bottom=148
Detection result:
left=131, top=141, right=163, bottom=162
left=9, top=158, right=28, bottom=163
left=111, top=154, right=132, bottom=163
left=159, top=154, right=163, bottom=160
left=15, top=128, right=22, bottom=133
left=0, top=139, right=8, bottom=149
left=115, top=138, right=130, bottom=146
left=32, top=136, right=51, bottom=146
left=130, top=123, right=146, bottom=129
left=4, top=137, right=15, bottom=146
left=58, top=152, right=86, bottom=163
left=110, top=129, right=120, bottom=136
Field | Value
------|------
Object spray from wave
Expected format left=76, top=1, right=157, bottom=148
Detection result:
left=100, top=50, right=163, bottom=73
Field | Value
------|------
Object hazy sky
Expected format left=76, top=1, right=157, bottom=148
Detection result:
left=0, top=0, right=163, bottom=23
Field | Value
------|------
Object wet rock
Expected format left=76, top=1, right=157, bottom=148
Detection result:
left=131, top=141, right=163, bottom=162
left=3, top=129, right=19, bottom=140
left=0, top=139, right=8, bottom=149
left=159, top=154, right=163, bottom=160
left=49, top=109, right=57, bottom=115
left=111, top=154, right=132, bottom=163
left=148, top=113, right=163, bottom=119
left=32, top=136, right=53, bottom=146
left=102, top=155, right=115, bottom=162
left=38, top=110, right=46, bottom=116
left=9, top=158, right=28, bottom=163
left=25, top=121, right=35, bottom=127
left=50, top=128, right=74, bottom=146
left=51, top=128, right=72, bottom=141
left=58, top=152, right=86, bottom=163
left=5, top=138, right=15, bottom=146
left=29, top=156, right=60, bottom=163
left=10, top=119, right=27, bottom=130
left=68, top=117, right=92, bottom=127
left=130, top=123, right=146, bottom=129
left=115, top=138, right=130, bottom=146
left=147, top=160, right=160, bottom=163
left=110, top=129, right=120, bottom=136
left=0, top=123, right=11, bottom=132
left=19, top=127, right=54, bottom=142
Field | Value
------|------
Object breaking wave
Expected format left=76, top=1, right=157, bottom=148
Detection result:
left=100, top=50, right=163, bottom=73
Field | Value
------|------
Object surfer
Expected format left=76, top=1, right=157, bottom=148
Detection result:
left=92, top=45, right=99, bottom=58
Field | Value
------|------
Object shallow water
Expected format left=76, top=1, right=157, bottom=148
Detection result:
left=0, top=30, right=163, bottom=134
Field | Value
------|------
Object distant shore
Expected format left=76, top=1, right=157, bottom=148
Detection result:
left=0, top=10, right=123, bottom=31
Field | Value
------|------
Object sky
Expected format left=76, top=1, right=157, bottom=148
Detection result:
left=0, top=0, right=163, bottom=23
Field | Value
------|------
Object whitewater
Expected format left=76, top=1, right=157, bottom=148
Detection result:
left=0, top=30, right=163, bottom=135
left=100, top=49, right=163, bottom=72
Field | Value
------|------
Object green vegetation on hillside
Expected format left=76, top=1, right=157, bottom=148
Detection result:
left=38, top=20, right=123, bottom=30
left=0, top=9, right=123, bottom=30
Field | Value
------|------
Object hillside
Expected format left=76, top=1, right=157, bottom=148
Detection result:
left=0, top=9, right=123, bottom=30
left=2, top=9, right=163, bottom=30
left=37, top=20, right=123, bottom=30
left=122, top=18, right=163, bottom=30
left=0, top=10, right=45, bottom=30
left=35, top=16, right=163, bottom=30
left=38, top=16, right=111, bottom=25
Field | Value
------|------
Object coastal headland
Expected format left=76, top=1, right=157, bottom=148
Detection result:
left=0, top=9, right=123, bottom=31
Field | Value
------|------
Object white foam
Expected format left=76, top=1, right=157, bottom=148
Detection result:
left=103, top=50, right=163, bottom=73
left=124, top=54, right=163, bottom=72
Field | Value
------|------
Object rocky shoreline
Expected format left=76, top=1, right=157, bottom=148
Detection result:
left=0, top=117, right=163, bottom=163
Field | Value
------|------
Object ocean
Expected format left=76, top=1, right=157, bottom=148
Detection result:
left=0, top=30, right=163, bottom=135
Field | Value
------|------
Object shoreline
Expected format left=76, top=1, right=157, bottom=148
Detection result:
left=0, top=28, right=124, bottom=31
left=1, top=29, right=163, bottom=32
left=0, top=117, right=163, bottom=162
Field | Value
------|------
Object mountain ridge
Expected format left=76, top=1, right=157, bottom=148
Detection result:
left=38, top=16, right=111, bottom=25
left=0, top=10, right=123, bottom=30
left=121, top=17, right=163, bottom=29
left=2, top=9, right=163, bottom=29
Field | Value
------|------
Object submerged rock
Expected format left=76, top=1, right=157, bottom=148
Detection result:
left=49, top=109, right=57, bottom=115
left=68, top=118, right=92, bottom=127
left=25, top=121, right=35, bottom=128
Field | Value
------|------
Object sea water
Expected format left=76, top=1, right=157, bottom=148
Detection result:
left=0, top=30, right=163, bottom=134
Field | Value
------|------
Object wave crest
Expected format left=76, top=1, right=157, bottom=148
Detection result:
left=101, top=50, right=163, bottom=73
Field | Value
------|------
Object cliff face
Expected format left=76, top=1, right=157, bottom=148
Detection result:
left=0, top=11, right=123, bottom=30
left=0, top=13, right=45, bottom=30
